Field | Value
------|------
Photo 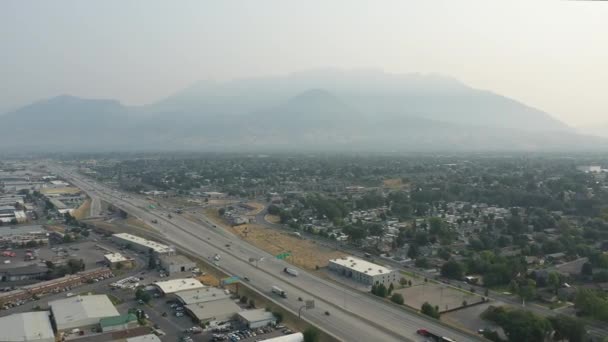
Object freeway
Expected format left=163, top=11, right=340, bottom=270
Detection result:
left=53, top=165, right=485, bottom=342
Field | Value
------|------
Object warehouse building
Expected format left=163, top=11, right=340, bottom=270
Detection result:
left=237, top=309, right=277, bottom=329
left=0, top=225, right=49, bottom=247
left=159, top=254, right=196, bottom=274
left=49, top=294, right=120, bottom=332
left=260, top=333, right=304, bottom=342
left=328, top=256, right=400, bottom=287
left=174, top=287, right=230, bottom=305
left=111, top=233, right=175, bottom=256
left=100, top=313, right=138, bottom=332
left=153, top=278, right=205, bottom=295
left=104, top=252, right=133, bottom=269
left=0, top=311, right=55, bottom=342
left=185, top=298, right=241, bottom=323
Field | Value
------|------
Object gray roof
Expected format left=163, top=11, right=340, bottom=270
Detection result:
left=175, top=287, right=230, bottom=305
left=0, top=225, right=46, bottom=237
left=0, top=311, right=55, bottom=342
left=237, top=309, right=276, bottom=323
left=159, top=254, right=194, bottom=265
left=185, top=298, right=241, bottom=321
left=49, top=295, right=119, bottom=330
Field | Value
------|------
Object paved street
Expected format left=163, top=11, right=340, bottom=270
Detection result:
left=53, top=165, right=485, bottom=342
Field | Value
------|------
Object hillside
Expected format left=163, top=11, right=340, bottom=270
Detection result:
left=1, top=70, right=603, bottom=152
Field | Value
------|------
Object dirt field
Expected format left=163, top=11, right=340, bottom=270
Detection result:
left=394, top=283, right=482, bottom=312
left=205, top=209, right=345, bottom=270
left=40, top=186, right=82, bottom=195
left=382, top=178, right=404, bottom=189
left=71, top=199, right=91, bottom=220
left=243, top=201, right=265, bottom=215
left=265, top=214, right=281, bottom=224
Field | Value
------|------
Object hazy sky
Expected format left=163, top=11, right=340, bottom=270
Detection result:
left=1, top=0, right=607, bottom=126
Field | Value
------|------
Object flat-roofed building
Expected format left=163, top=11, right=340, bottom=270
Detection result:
left=237, top=309, right=277, bottom=329
left=328, top=256, right=400, bottom=287
left=0, top=311, right=55, bottom=342
left=153, top=278, right=204, bottom=295
left=185, top=298, right=241, bottom=323
left=111, top=233, right=175, bottom=256
left=0, top=225, right=49, bottom=247
left=100, top=313, right=138, bottom=332
left=159, top=254, right=195, bottom=274
left=49, top=294, right=120, bottom=332
left=104, top=252, right=132, bottom=269
left=174, top=287, right=230, bottom=305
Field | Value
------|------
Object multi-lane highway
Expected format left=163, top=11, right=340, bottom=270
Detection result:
left=53, top=165, right=484, bottom=342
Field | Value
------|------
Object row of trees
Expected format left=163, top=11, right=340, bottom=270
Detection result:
left=482, top=306, right=586, bottom=342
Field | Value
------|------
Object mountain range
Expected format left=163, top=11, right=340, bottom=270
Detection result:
left=1, top=69, right=605, bottom=152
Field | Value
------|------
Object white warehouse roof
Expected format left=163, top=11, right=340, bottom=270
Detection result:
left=174, top=287, right=230, bottom=305
left=49, top=295, right=119, bottom=331
left=104, top=252, right=128, bottom=263
left=260, top=333, right=304, bottom=342
left=0, top=311, right=55, bottom=342
left=329, top=256, right=393, bottom=276
left=154, top=278, right=204, bottom=294
left=112, top=233, right=174, bottom=254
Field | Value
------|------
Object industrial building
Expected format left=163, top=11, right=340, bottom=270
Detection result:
left=0, top=265, right=48, bottom=282
left=174, top=287, right=230, bottom=305
left=159, top=254, right=196, bottom=274
left=153, top=278, right=205, bottom=295
left=0, top=225, right=49, bottom=247
left=104, top=252, right=132, bottom=269
left=260, top=333, right=304, bottom=342
left=185, top=298, right=241, bottom=323
left=0, top=311, right=55, bottom=342
left=111, top=233, right=175, bottom=256
left=237, top=309, right=277, bottom=329
left=328, top=256, right=400, bottom=286
left=49, top=294, right=120, bottom=332
left=100, top=313, right=139, bottom=332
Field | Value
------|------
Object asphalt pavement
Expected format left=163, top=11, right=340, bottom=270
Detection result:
left=53, top=165, right=486, bottom=342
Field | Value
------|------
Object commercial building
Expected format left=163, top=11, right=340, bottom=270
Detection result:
left=111, top=233, right=175, bottom=256
left=174, top=287, right=230, bottom=305
left=0, top=311, right=55, bottom=342
left=237, top=309, right=277, bottom=329
left=260, top=333, right=304, bottom=342
left=49, top=294, right=120, bottom=332
left=159, top=254, right=195, bottom=274
left=153, top=278, right=204, bottom=295
left=0, top=265, right=48, bottom=282
left=328, top=256, right=400, bottom=287
left=100, top=313, right=139, bottom=332
left=185, top=298, right=241, bottom=323
left=0, top=225, right=49, bottom=247
left=104, top=252, right=133, bottom=269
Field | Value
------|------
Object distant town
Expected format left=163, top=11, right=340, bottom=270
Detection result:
left=1, top=154, right=608, bottom=342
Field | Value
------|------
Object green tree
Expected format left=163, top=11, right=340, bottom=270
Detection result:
left=303, top=327, right=320, bottom=342
left=388, top=283, right=394, bottom=296
left=441, top=260, right=465, bottom=280
left=581, top=262, right=593, bottom=277
left=421, top=302, right=440, bottom=319
left=390, top=293, right=404, bottom=305
left=135, top=288, right=151, bottom=303
left=549, top=315, right=586, bottom=342
left=547, top=272, right=560, bottom=294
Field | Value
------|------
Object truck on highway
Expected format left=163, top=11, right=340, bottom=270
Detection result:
left=416, top=329, right=456, bottom=342
left=213, top=254, right=221, bottom=261
left=283, top=267, right=299, bottom=276
left=271, top=286, right=287, bottom=298
left=151, top=219, right=158, bottom=224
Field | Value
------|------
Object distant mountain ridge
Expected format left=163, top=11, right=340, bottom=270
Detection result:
left=1, top=69, right=604, bottom=152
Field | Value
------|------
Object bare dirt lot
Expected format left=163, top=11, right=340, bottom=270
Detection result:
left=265, top=214, right=281, bottom=224
left=394, top=282, right=482, bottom=312
left=71, top=199, right=91, bottom=220
left=204, top=209, right=345, bottom=270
